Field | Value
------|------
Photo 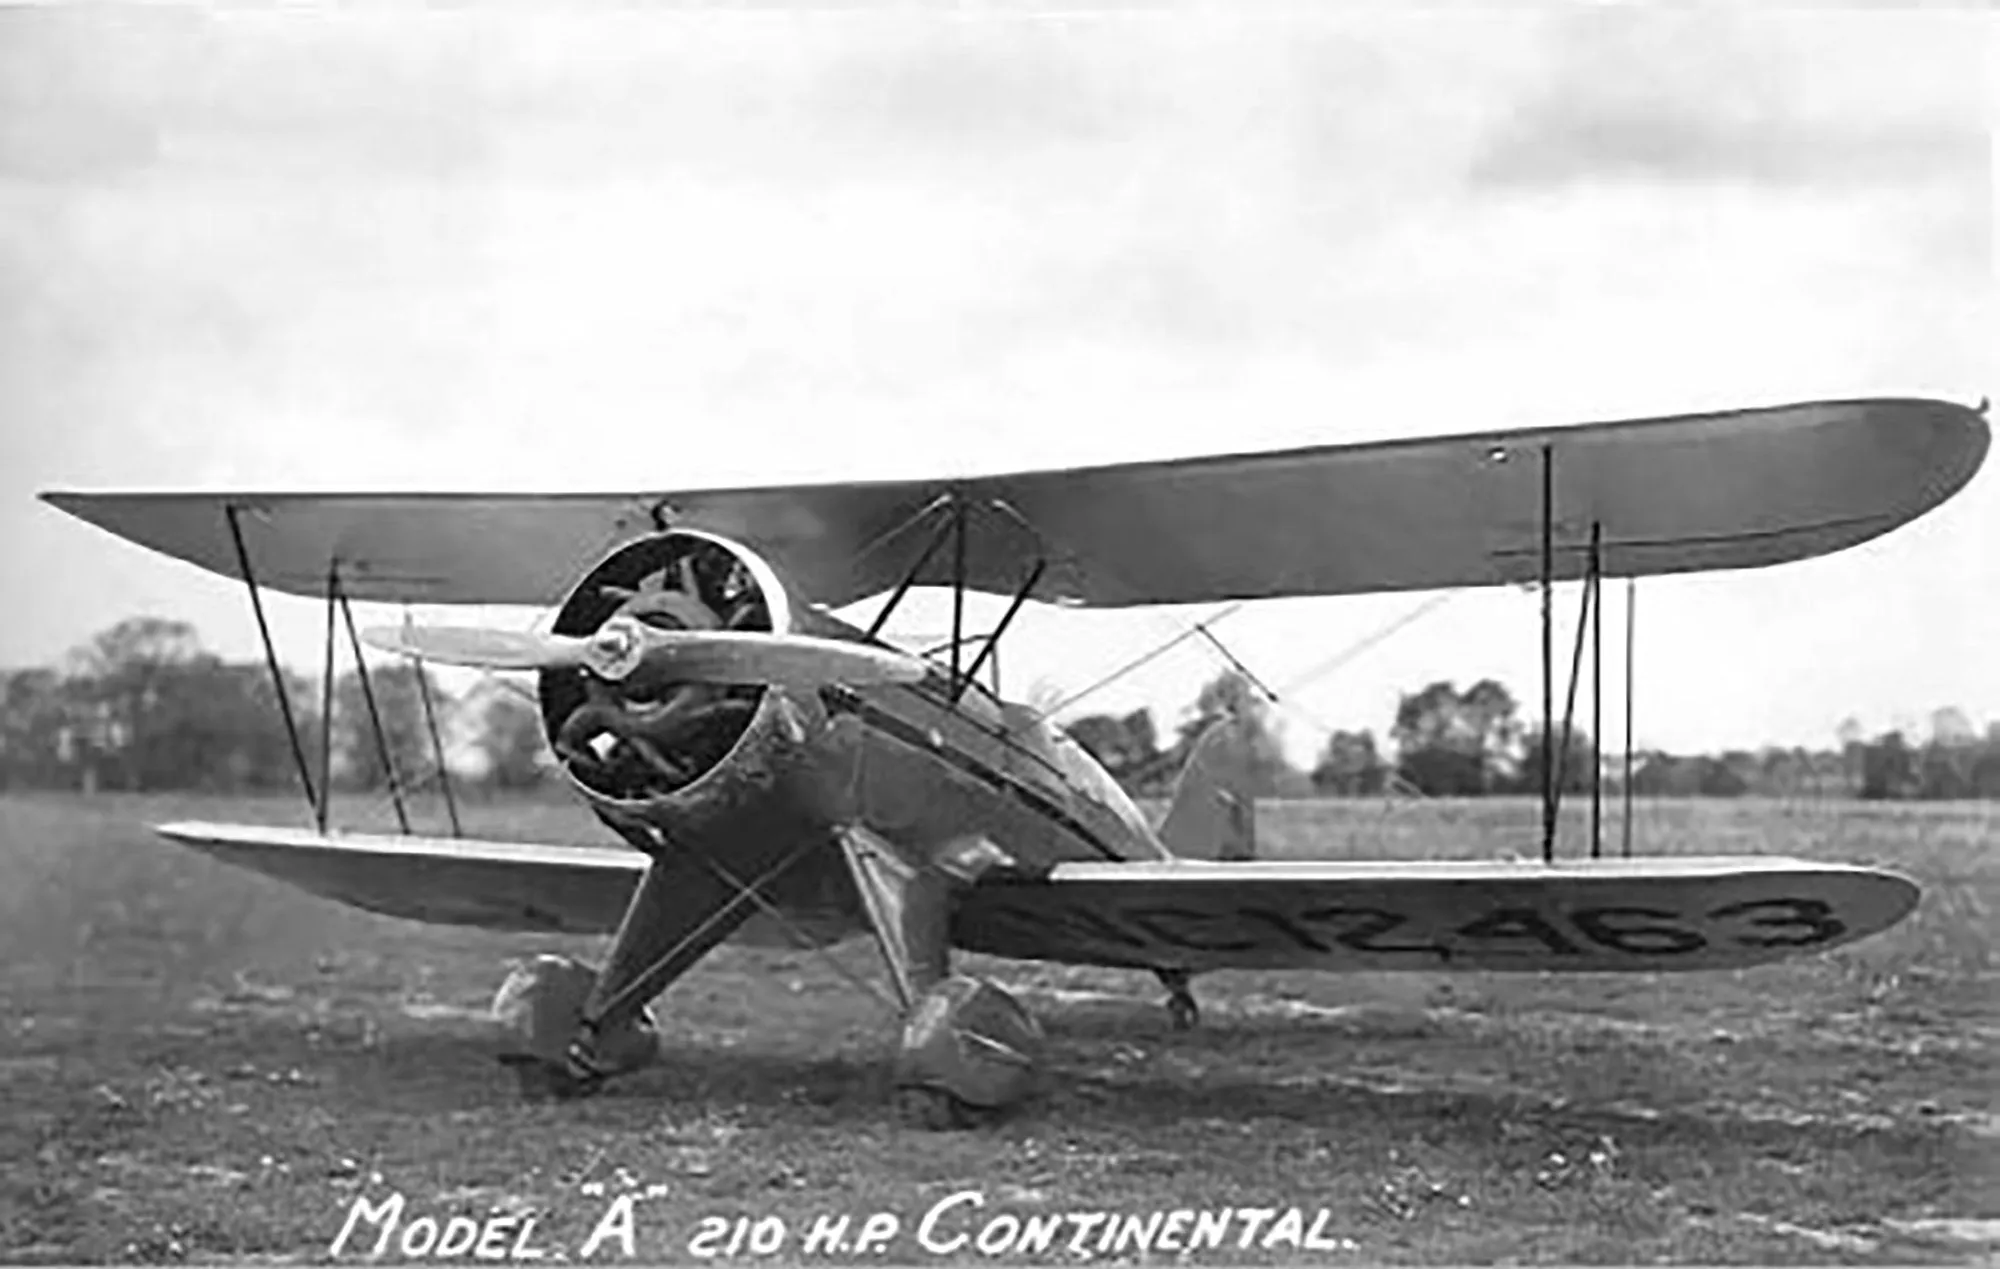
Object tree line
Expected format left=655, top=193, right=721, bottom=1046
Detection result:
left=1065, top=677, right=2000, bottom=802
left=0, top=617, right=545, bottom=795
left=2, top=616, right=1994, bottom=802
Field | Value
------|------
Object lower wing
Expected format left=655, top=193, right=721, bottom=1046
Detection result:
left=951, top=857, right=1918, bottom=973
left=161, top=823, right=1919, bottom=974
left=157, top=821, right=643, bottom=935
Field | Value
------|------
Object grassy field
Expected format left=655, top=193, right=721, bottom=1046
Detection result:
left=1, top=789, right=1993, bottom=1264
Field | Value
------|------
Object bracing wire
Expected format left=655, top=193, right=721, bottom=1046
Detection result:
left=1048, top=586, right=1468, bottom=792
left=1040, top=603, right=1245, bottom=718
left=1275, top=591, right=1462, bottom=698
left=1091, top=589, right=1466, bottom=804
left=1195, top=625, right=1281, bottom=704
left=1252, top=590, right=1467, bottom=754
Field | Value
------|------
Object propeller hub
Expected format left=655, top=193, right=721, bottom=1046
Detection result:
left=585, top=617, right=646, bottom=682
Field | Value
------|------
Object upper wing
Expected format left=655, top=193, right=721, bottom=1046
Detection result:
left=45, top=397, right=1986, bottom=608
left=159, top=821, right=643, bottom=934
left=950, top=856, right=1918, bottom=973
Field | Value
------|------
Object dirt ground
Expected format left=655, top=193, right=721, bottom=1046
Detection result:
left=1, top=790, right=1993, bottom=1264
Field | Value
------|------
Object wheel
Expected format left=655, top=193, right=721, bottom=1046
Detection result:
left=895, top=1086, right=974, bottom=1131
left=498, top=1054, right=601, bottom=1103
left=1155, top=969, right=1199, bottom=1031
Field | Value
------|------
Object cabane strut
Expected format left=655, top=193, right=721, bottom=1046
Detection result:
left=861, top=491, right=1048, bottom=704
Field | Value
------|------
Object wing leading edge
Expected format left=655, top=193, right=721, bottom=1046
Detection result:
left=158, top=821, right=644, bottom=934
left=44, top=397, right=1987, bottom=608
left=164, top=822, right=1916, bottom=974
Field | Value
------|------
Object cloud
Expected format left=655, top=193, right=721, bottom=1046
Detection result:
left=0, top=10, right=503, bottom=185
left=804, top=21, right=1129, bottom=159
left=1, top=9, right=1991, bottom=749
left=1469, top=9, right=1987, bottom=192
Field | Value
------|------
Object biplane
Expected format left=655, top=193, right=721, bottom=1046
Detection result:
left=43, top=396, right=1989, bottom=1127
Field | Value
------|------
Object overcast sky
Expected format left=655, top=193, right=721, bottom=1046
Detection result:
left=2, top=6, right=1992, bottom=763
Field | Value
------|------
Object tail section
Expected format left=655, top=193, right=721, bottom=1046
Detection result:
left=1158, top=715, right=1257, bottom=861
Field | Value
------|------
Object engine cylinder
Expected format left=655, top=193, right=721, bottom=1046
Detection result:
left=537, top=529, right=794, bottom=808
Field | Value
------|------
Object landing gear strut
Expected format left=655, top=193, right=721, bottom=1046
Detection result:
left=836, top=825, right=1046, bottom=1129
left=1157, top=968, right=1200, bottom=1031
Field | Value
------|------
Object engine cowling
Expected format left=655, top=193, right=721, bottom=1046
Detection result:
left=537, top=528, right=799, bottom=809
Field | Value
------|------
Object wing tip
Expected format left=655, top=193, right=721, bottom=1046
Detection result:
left=1853, top=394, right=1991, bottom=543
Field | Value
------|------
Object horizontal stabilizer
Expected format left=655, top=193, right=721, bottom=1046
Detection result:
left=952, top=856, right=1918, bottom=973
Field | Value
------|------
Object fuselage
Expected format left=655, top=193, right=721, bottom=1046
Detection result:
left=550, top=528, right=1168, bottom=949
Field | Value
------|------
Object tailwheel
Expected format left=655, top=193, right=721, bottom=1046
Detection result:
left=1157, top=969, right=1200, bottom=1031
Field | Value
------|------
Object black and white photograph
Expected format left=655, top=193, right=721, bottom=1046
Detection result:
left=1, top=4, right=1992, bottom=1263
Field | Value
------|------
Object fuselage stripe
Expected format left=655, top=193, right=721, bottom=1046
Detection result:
left=822, top=686, right=1126, bottom=862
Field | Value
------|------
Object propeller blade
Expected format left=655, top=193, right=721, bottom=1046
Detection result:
left=361, top=625, right=595, bottom=671
left=366, top=620, right=927, bottom=688
left=636, top=630, right=929, bottom=688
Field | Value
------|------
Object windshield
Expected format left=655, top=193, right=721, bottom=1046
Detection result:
left=1049, top=732, right=1157, bottom=847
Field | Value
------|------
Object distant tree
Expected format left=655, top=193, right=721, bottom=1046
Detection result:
left=1805, top=747, right=1853, bottom=797
left=1697, top=754, right=1750, bottom=797
left=1175, top=670, right=1302, bottom=796
left=1973, top=729, right=2000, bottom=800
left=331, top=663, right=448, bottom=791
left=0, top=668, right=85, bottom=789
left=1628, top=750, right=1680, bottom=797
left=0, top=618, right=321, bottom=792
left=1930, top=706, right=1976, bottom=746
left=1859, top=731, right=1917, bottom=800
left=1718, top=750, right=1760, bottom=796
left=67, top=617, right=205, bottom=789
left=467, top=684, right=549, bottom=788
left=1628, top=750, right=1747, bottom=798
left=1909, top=706, right=1981, bottom=800
left=165, top=659, right=320, bottom=791
left=1836, top=718, right=1868, bottom=794
left=1916, top=742, right=1971, bottom=799
left=1311, top=729, right=1385, bottom=796
left=1064, top=708, right=1163, bottom=784
left=1392, top=679, right=1519, bottom=795
left=1512, top=726, right=1600, bottom=796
